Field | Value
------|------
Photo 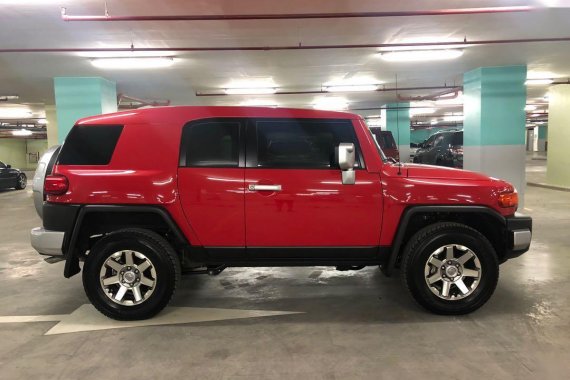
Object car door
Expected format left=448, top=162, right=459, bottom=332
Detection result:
left=244, top=118, right=383, bottom=259
left=0, top=161, right=10, bottom=188
left=177, top=118, right=246, bottom=250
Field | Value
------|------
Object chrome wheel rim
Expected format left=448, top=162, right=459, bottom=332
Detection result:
left=99, top=250, right=157, bottom=306
left=424, top=244, right=482, bottom=300
left=19, top=175, right=26, bottom=187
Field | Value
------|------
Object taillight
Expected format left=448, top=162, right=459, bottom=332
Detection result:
left=44, top=175, right=69, bottom=195
left=498, top=191, right=518, bottom=209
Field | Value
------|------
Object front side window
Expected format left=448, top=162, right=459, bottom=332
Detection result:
left=424, top=135, right=436, bottom=148
left=0, top=161, right=5, bottom=169
left=180, top=120, right=240, bottom=167
left=255, top=119, right=361, bottom=169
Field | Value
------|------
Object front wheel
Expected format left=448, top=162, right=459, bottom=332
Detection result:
left=15, top=173, right=26, bottom=190
left=83, top=228, right=181, bottom=320
left=401, top=222, right=499, bottom=315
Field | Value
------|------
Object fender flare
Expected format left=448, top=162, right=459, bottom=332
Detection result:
left=64, top=205, right=188, bottom=278
left=383, top=205, right=506, bottom=276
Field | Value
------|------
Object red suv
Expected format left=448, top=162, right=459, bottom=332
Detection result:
left=30, top=107, right=531, bottom=320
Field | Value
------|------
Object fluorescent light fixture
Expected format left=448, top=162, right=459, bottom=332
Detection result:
left=0, top=107, right=33, bottom=119
left=525, top=78, right=554, bottom=86
left=443, top=114, right=464, bottom=122
left=312, top=97, right=349, bottom=111
left=12, top=129, right=33, bottom=136
left=430, top=119, right=438, bottom=125
left=410, top=107, right=436, bottom=116
left=90, top=57, right=174, bottom=69
left=324, top=84, right=379, bottom=92
left=524, top=105, right=537, bottom=111
left=366, top=118, right=382, bottom=127
left=37, top=118, right=47, bottom=124
left=379, top=49, right=463, bottom=62
left=239, top=99, right=279, bottom=107
left=225, top=87, right=277, bottom=95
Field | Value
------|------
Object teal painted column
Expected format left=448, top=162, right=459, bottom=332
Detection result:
left=384, top=102, right=411, bottom=161
left=546, top=85, right=570, bottom=188
left=463, top=66, right=527, bottom=205
left=54, top=77, right=117, bottom=143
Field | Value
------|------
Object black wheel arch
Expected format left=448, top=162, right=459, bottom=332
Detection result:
left=64, top=205, right=189, bottom=278
left=382, top=205, right=507, bottom=277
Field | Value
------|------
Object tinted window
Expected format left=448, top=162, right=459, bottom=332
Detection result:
left=255, top=119, right=361, bottom=169
left=180, top=121, right=240, bottom=167
left=0, top=161, right=5, bottom=169
left=452, top=132, right=463, bottom=146
left=58, top=125, right=123, bottom=165
left=434, top=135, right=445, bottom=147
left=425, top=135, right=436, bottom=148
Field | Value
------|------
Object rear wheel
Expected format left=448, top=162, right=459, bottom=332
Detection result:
left=83, top=228, right=181, bottom=320
left=15, top=173, right=26, bottom=190
left=401, top=222, right=499, bottom=315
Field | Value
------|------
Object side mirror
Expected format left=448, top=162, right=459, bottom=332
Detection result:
left=6, top=164, right=11, bottom=168
left=337, top=143, right=356, bottom=185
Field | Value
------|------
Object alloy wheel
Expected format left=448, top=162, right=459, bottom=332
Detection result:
left=424, top=244, right=482, bottom=300
left=99, top=250, right=157, bottom=306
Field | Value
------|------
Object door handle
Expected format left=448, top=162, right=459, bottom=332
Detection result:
left=248, top=184, right=282, bottom=192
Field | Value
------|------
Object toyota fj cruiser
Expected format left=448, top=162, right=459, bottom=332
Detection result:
left=31, top=107, right=531, bottom=320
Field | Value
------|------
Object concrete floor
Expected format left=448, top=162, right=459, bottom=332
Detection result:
left=1, top=159, right=570, bottom=379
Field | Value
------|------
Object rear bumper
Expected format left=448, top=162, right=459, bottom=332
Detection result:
left=504, top=213, right=532, bottom=260
left=30, top=227, right=65, bottom=256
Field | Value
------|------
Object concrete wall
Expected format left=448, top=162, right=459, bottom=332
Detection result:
left=0, top=139, right=48, bottom=170
left=547, top=85, right=570, bottom=188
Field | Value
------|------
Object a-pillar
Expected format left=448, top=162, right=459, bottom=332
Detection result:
left=54, top=77, right=117, bottom=144
left=383, top=102, right=411, bottom=162
left=463, top=65, right=527, bottom=206
left=546, top=85, right=570, bottom=188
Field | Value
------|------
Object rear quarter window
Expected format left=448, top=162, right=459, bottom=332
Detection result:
left=58, top=125, right=123, bottom=165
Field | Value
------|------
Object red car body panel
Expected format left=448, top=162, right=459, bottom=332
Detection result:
left=48, top=106, right=515, bottom=249
left=244, top=169, right=382, bottom=247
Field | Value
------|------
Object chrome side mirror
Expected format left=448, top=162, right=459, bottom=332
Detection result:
left=337, top=143, right=356, bottom=185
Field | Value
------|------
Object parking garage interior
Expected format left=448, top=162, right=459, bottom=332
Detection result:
left=1, top=1, right=570, bottom=379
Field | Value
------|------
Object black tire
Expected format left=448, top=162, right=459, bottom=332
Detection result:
left=83, top=228, right=181, bottom=320
left=15, top=173, right=26, bottom=190
left=401, top=222, right=499, bottom=315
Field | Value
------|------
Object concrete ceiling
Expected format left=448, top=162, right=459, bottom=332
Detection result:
left=0, top=0, right=568, bottom=116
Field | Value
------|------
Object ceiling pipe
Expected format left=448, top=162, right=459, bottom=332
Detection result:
left=196, top=85, right=461, bottom=97
left=2, top=36, right=570, bottom=54
left=397, top=88, right=460, bottom=102
left=60, top=6, right=533, bottom=22
left=117, top=93, right=171, bottom=107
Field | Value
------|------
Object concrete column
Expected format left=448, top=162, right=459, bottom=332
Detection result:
left=463, top=65, right=527, bottom=205
left=546, top=85, right=570, bottom=188
left=44, top=105, right=58, bottom=148
left=54, top=77, right=117, bottom=143
left=384, top=102, right=411, bottom=161
left=537, top=125, right=547, bottom=152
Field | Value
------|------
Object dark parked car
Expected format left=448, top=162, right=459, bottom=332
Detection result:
left=0, top=161, right=27, bottom=190
left=369, top=128, right=399, bottom=161
left=413, top=131, right=463, bottom=168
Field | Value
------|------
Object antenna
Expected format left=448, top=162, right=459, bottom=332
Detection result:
left=395, top=74, right=402, bottom=175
